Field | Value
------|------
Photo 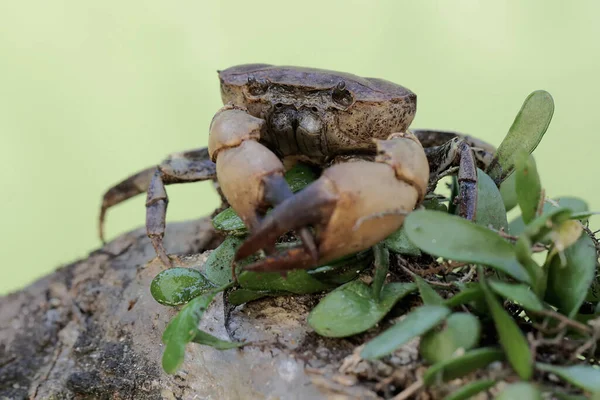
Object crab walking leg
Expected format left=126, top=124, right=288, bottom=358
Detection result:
left=145, top=153, right=220, bottom=266
left=424, top=137, right=479, bottom=220
left=236, top=132, right=430, bottom=273
left=99, top=148, right=215, bottom=243
left=456, top=141, right=478, bottom=220
left=208, top=106, right=317, bottom=257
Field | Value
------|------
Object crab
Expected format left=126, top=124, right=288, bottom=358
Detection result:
left=99, top=64, right=496, bottom=273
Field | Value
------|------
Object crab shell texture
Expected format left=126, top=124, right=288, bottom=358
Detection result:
left=218, top=63, right=418, bottom=158
left=211, top=64, right=429, bottom=265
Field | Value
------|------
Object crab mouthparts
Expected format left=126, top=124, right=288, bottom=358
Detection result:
left=268, top=105, right=324, bottom=156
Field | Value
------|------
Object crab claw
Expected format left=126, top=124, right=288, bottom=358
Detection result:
left=209, top=106, right=318, bottom=256
left=235, top=178, right=337, bottom=262
left=236, top=132, right=429, bottom=272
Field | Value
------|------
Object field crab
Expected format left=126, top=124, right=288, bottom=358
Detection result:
left=99, top=64, right=496, bottom=273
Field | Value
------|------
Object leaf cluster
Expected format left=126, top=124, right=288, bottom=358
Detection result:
left=150, top=91, right=600, bottom=399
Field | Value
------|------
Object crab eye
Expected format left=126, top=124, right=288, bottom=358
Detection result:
left=247, top=76, right=269, bottom=96
left=331, top=81, right=354, bottom=107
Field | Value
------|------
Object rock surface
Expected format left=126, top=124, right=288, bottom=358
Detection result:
left=0, top=219, right=394, bottom=400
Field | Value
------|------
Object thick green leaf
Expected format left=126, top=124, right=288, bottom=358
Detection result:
left=404, top=210, right=530, bottom=284
left=227, top=289, right=275, bottom=305
left=474, top=169, right=509, bottom=231
left=420, top=312, right=481, bottom=364
left=444, top=286, right=484, bottom=308
left=413, top=274, right=444, bottom=306
left=206, top=237, right=367, bottom=295
left=571, top=211, right=600, bottom=220
left=481, top=277, right=533, bottom=380
left=448, top=176, right=459, bottom=215
left=423, top=347, right=505, bottom=386
left=423, top=196, right=449, bottom=212
left=537, top=363, right=600, bottom=393
left=212, top=207, right=247, bottom=236
left=192, top=330, right=246, bottom=350
left=308, top=281, right=416, bottom=338
left=545, top=233, right=597, bottom=318
left=495, top=382, right=542, bottom=400
left=307, top=251, right=372, bottom=285
left=151, top=267, right=214, bottom=306
left=499, top=171, right=518, bottom=211
left=509, top=197, right=588, bottom=236
left=515, top=154, right=542, bottom=224
left=486, top=90, right=554, bottom=184
left=238, top=268, right=333, bottom=294
left=514, top=235, right=544, bottom=295
left=161, top=284, right=233, bottom=374
left=361, top=305, right=450, bottom=360
left=384, top=227, right=421, bottom=256
left=557, top=197, right=590, bottom=213
left=443, top=379, right=496, bottom=400
left=488, top=280, right=544, bottom=312
left=284, top=162, right=318, bottom=192
left=550, top=392, right=589, bottom=400
left=202, top=236, right=242, bottom=286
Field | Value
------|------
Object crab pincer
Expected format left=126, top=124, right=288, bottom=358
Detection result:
left=235, top=132, right=430, bottom=273
left=208, top=105, right=318, bottom=256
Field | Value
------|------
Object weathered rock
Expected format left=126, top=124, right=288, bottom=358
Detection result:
left=0, top=219, right=393, bottom=400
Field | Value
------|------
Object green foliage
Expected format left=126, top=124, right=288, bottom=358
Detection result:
left=481, top=275, right=533, bottom=380
left=509, top=196, right=589, bottom=236
left=404, top=210, right=530, bottom=283
left=515, top=153, right=542, bottom=224
left=237, top=269, right=333, bottom=294
left=161, top=283, right=242, bottom=374
left=545, top=233, right=597, bottom=317
left=419, top=312, right=481, bottom=364
left=384, top=226, right=421, bottom=256
left=443, top=379, right=497, bottom=400
left=422, top=347, right=505, bottom=386
left=486, top=90, right=554, bottom=184
left=536, top=363, right=600, bottom=393
left=495, top=382, right=542, bottom=400
left=474, top=168, right=509, bottom=231
left=212, top=208, right=247, bottom=236
left=227, top=288, right=275, bottom=305
left=361, top=305, right=451, bottom=360
left=499, top=171, right=518, bottom=211
left=307, top=280, right=416, bottom=338
left=413, top=274, right=444, bottom=306
left=151, top=267, right=214, bottom=306
left=148, top=90, right=600, bottom=399
left=488, top=280, right=544, bottom=312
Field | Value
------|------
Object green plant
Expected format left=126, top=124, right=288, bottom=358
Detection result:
left=151, top=91, right=600, bottom=399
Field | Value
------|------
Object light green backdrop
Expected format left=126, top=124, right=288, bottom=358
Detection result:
left=1, top=1, right=599, bottom=294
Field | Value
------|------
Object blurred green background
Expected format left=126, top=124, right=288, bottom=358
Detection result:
left=1, top=1, right=599, bottom=295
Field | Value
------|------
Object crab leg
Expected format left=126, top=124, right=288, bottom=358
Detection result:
left=208, top=105, right=317, bottom=257
left=99, top=148, right=216, bottom=243
left=424, top=136, right=479, bottom=220
left=236, top=131, right=430, bottom=273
